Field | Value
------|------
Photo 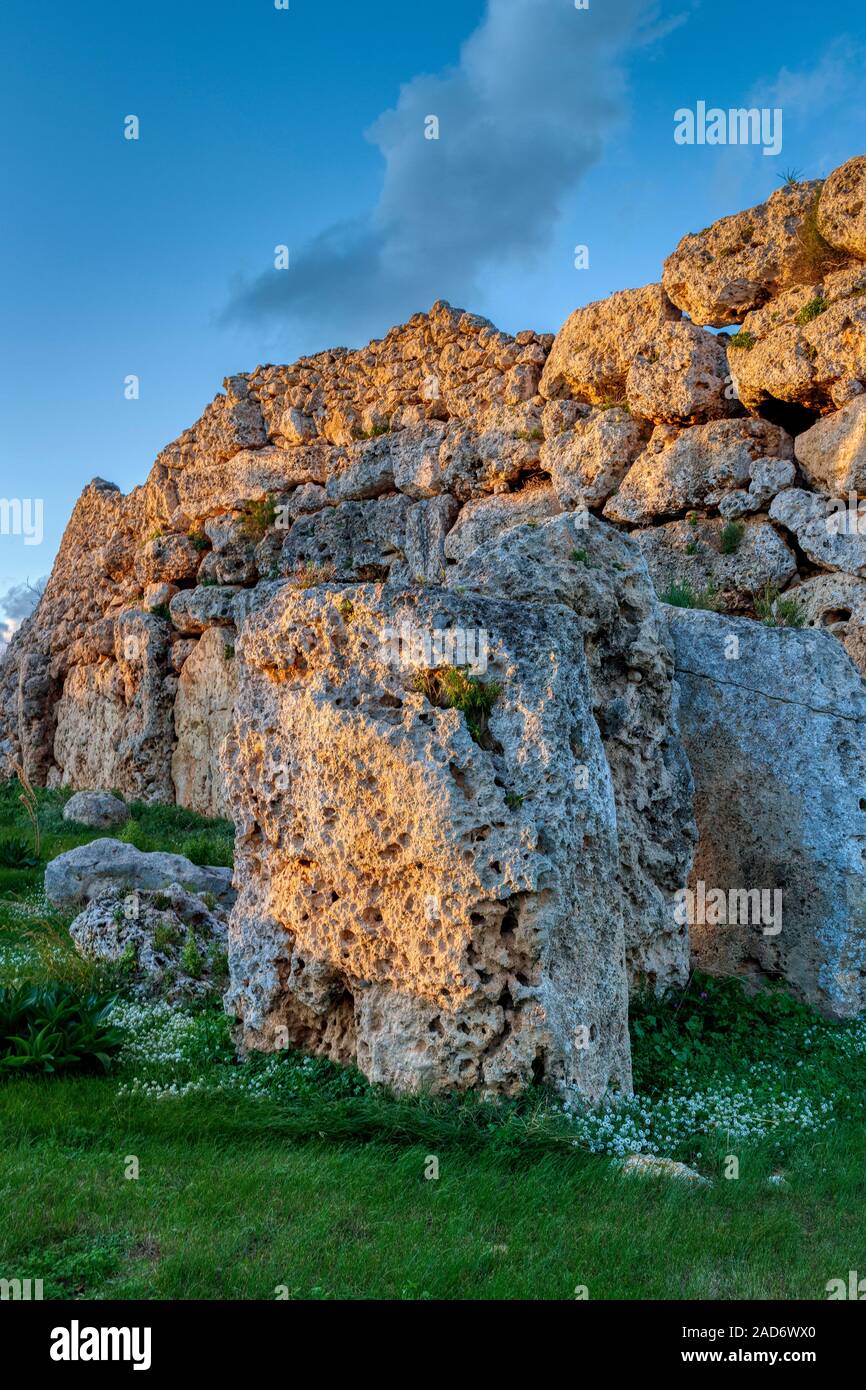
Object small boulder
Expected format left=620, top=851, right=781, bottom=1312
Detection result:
left=69, top=882, right=228, bottom=1002
left=45, top=838, right=235, bottom=911
left=63, top=791, right=129, bottom=830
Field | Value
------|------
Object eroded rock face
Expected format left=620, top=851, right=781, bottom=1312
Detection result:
left=818, top=157, right=866, bottom=261
left=171, top=629, right=239, bottom=818
left=625, top=322, right=734, bottom=425
left=539, top=284, right=681, bottom=404
left=769, top=489, right=866, bottom=576
left=795, top=396, right=866, bottom=495
left=662, top=181, right=826, bottom=327
left=540, top=407, right=647, bottom=508
left=604, top=419, right=793, bottom=525
left=446, top=514, right=697, bottom=991
left=635, top=517, right=798, bottom=611
left=224, top=582, right=632, bottom=1101
left=668, top=607, right=866, bottom=1018
left=50, top=612, right=175, bottom=804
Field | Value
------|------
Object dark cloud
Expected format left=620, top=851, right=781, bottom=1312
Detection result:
left=223, top=0, right=661, bottom=346
left=0, top=577, right=46, bottom=655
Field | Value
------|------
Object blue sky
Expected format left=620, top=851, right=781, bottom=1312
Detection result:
left=1, top=0, right=865, bottom=624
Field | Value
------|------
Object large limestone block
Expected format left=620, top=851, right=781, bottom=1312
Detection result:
left=447, top=514, right=697, bottom=992
left=540, top=407, right=647, bottom=508
left=51, top=612, right=175, bottom=803
left=731, top=293, right=866, bottom=416
left=540, top=285, right=681, bottom=405
left=172, top=629, right=239, bottom=818
left=224, top=583, right=632, bottom=1101
left=636, top=516, right=798, bottom=611
left=443, top=487, right=561, bottom=565
left=625, top=322, right=733, bottom=424
left=604, top=419, right=793, bottom=525
left=769, top=488, right=866, bottom=575
left=795, top=397, right=866, bottom=495
left=818, top=157, right=866, bottom=261
left=279, top=495, right=412, bottom=580
left=662, top=181, right=825, bottom=327
left=667, top=607, right=866, bottom=1017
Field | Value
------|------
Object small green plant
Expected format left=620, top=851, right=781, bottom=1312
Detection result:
left=504, top=792, right=524, bottom=810
left=361, top=420, right=390, bottom=439
left=684, top=539, right=699, bottom=556
left=795, top=295, right=827, bottom=325
left=338, top=596, right=354, bottom=621
left=412, top=667, right=502, bottom=749
left=181, top=935, right=203, bottom=980
left=201, top=891, right=218, bottom=912
left=238, top=497, right=277, bottom=542
left=0, top=985, right=122, bottom=1076
left=570, top=549, right=592, bottom=566
left=754, top=584, right=806, bottom=628
left=0, top=834, right=38, bottom=868
left=207, top=943, right=229, bottom=977
left=223, top=644, right=235, bottom=660
left=658, top=579, right=721, bottom=611
left=188, top=530, right=210, bottom=552
left=719, top=520, right=745, bottom=555
left=149, top=603, right=172, bottom=622
left=153, top=922, right=181, bottom=952
left=729, top=330, right=755, bottom=351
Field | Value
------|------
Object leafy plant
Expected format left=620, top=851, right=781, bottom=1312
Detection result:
left=729, top=330, right=755, bottom=351
left=0, top=985, right=122, bottom=1076
left=181, top=935, right=203, bottom=980
left=149, top=603, right=172, bottom=622
left=188, top=530, right=210, bottom=552
left=0, top=834, right=38, bottom=868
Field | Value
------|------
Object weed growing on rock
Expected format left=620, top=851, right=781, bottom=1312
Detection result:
left=411, top=666, right=502, bottom=747
left=719, top=521, right=745, bottom=554
left=755, top=583, right=806, bottom=628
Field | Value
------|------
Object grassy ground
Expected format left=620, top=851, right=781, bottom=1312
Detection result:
left=0, top=781, right=863, bottom=1300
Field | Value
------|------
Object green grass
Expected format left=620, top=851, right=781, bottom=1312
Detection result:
left=658, top=578, right=722, bottom=611
left=1, top=780, right=865, bottom=1299
left=0, top=1073, right=863, bottom=1299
